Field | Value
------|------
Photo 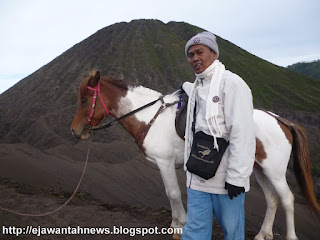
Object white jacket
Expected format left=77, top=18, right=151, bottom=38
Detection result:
left=182, top=63, right=255, bottom=194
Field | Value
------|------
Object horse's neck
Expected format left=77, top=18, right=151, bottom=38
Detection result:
left=118, top=86, right=162, bottom=116
left=113, top=85, right=162, bottom=139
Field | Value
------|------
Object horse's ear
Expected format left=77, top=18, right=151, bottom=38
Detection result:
left=88, top=70, right=100, bottom=87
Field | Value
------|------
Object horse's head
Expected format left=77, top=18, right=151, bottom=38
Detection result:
left=71, top=70, right=109, bottom=139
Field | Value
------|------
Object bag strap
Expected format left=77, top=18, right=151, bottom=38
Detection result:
left=192, top=103, right=197, bottom=134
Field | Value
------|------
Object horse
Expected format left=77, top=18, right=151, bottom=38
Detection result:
left=71, top=70, right=320, bottom=240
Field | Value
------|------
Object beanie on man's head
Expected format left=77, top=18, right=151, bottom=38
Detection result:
left=185, top=31, right=219, bottom=58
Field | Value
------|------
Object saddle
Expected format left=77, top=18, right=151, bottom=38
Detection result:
left=175, top=87, right=188, bottom=140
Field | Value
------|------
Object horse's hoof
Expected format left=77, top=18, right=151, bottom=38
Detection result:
left=172, top=233, right=181, bottom=239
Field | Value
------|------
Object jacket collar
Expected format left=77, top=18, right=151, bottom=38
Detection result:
left=195, top=60, right=219, bottom=80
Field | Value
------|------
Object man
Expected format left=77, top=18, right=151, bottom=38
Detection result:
left=181, top=31, right=255, bottom=240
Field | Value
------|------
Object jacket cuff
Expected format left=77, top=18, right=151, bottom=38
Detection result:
left=225, top=176, right=246, bottom=187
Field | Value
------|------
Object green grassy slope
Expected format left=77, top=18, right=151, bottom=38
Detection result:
left=287, top=60, right=320, bottom=81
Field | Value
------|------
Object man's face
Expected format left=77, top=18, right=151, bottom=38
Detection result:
left=187, top=45, right=217, bottom=74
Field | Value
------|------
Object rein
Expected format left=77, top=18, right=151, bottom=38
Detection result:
left=86, top=81, right=179, bottom=151
left=86, top=81, right=165, bottom=131
left=0, top=138, right=92, bottom=217
left=88, top=87, right=178, bottom=132
left=92, top=97, right=163, bottom=131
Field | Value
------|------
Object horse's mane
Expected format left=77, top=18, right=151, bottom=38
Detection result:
left=78, top=70, right=137, bottom=102
left=102, top=76, right=131, bottom=90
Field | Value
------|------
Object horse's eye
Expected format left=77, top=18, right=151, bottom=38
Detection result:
left=81, top=98, right=87, bottom=104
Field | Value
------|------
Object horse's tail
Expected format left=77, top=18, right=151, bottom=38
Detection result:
left=277, top=115, right=320, bottom=220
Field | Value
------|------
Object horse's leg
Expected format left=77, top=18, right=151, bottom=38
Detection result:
left=253, top=110, right=298, bottom=240
left=259, top=142, right=298, bottom=240
left=254, top=165, right=279, bottom=240
left=266, top=174, right=298, bottom=240
left=155, top=158, right=186, bottom=236
left=256, top=160, right=297, bottom=239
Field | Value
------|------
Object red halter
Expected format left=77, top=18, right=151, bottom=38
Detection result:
left=86, top=81, right=110, bottom=125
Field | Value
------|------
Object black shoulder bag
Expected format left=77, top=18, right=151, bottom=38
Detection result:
left=186, top=106, right=229, bottom=180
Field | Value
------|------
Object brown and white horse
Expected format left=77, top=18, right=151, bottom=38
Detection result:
left=71, top=71, right=320, bottom=240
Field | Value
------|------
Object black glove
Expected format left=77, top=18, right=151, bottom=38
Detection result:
left=225, top=182, right=245, bottom=200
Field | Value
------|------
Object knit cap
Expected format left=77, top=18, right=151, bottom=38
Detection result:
left=185, top=31, right=219, bottom=58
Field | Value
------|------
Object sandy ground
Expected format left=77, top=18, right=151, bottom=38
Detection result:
left=0, top=142, right=319, bottom=239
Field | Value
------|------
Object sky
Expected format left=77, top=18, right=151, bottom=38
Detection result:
left=0, top=0, right=319, bottom=94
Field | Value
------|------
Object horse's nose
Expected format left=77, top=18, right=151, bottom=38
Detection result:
left=71, top=128, right=81, bottom=139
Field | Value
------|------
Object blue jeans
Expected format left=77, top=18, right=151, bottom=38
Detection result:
left=181, top=188, right=245, bottom=240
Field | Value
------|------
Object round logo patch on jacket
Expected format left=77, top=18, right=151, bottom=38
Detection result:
left=212, top=96, right=220, bottom=103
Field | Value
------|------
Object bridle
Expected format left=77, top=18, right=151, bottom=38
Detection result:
left=86, top=81, right=109, bottom=128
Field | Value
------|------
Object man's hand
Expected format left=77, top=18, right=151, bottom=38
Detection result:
left=225, top=182, right=245, bottom=199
